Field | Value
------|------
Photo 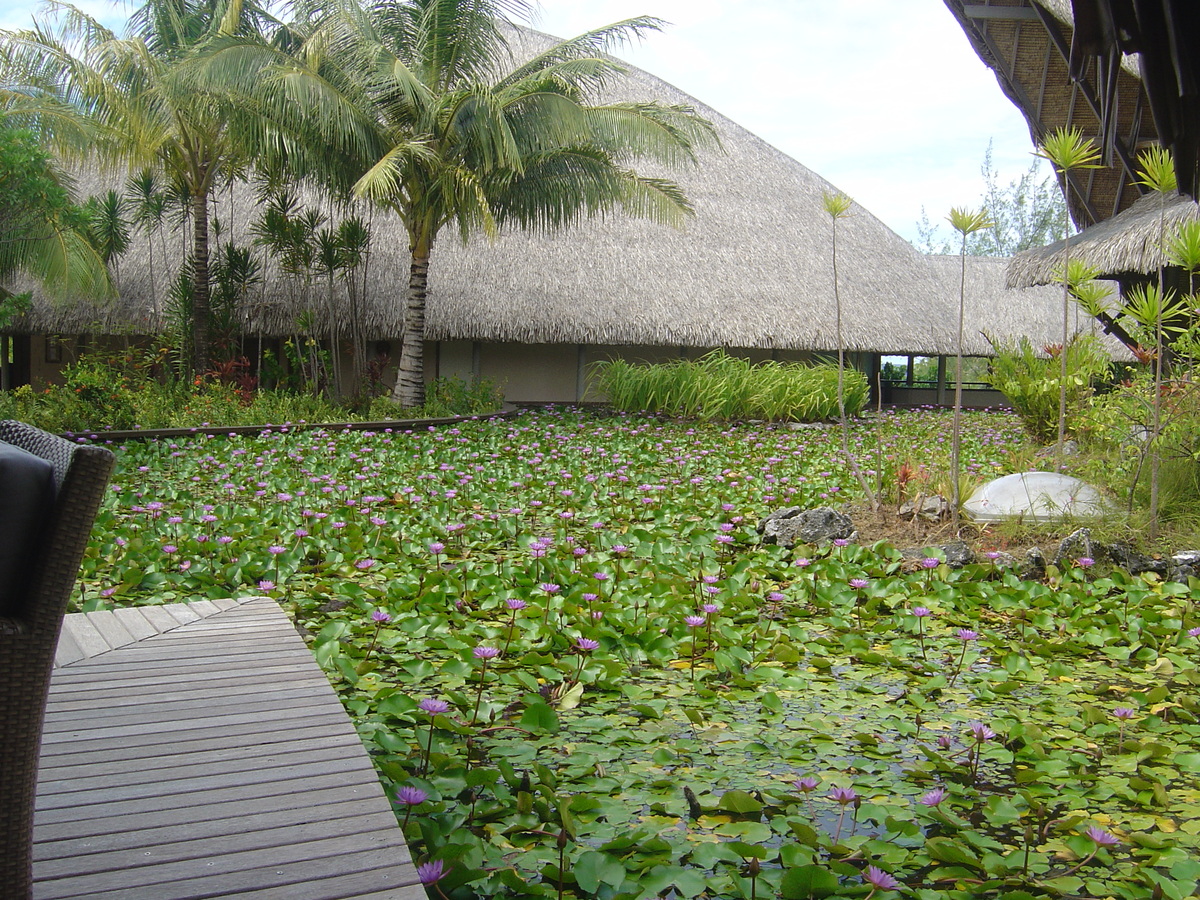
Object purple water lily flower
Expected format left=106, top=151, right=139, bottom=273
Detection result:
left=863, top=866, right=900, bottom=890
left=417, top=859, right=447, bottom=885
left=395, top=785, right=427, bottom=806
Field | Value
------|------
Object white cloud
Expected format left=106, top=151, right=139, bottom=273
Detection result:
left=531, top=0, right=1050, bottom=242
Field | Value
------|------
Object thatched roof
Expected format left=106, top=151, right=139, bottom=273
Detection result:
left=928, top=254, right=1131, bottom=359
left=8, top=27, right=1092, bottom=359
left=1007, top=191, right=1200, bottom=287
left=945, top=0, right=1152, bottom=229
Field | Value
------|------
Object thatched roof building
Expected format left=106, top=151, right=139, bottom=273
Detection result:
left=1008, top=190, right=1200, bottom=287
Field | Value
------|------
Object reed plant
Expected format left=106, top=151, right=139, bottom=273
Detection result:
left=591, top=350, right=867, bottom=422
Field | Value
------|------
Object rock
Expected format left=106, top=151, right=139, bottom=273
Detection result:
left=787, top=422, right=831, bottom=431
left=1053, top=528, right=1099, bottom=568
left=899, top=540, right=976, bottom=569
left=1104, top=541, right=1169, bottom=575
left=1034, top=439, right=1080, bottom=457
left=941, top=541, right=976, bottom=568
left=1169, top=565, right=1197, bottom=584
left=757, top=506, right=857, bottom=548
left=898, top=495, right=950, bottom=523
left=988, top=551, right=1020, bottom=568
left=1172, top=550, right=1200, bottom=567
left=1021, top=546, right=1046, bottom=580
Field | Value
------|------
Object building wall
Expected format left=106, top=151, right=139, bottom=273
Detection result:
left=427, top=342, right=863, bottom=403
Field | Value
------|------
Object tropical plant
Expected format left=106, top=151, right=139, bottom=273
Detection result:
left=0, top=0, right=286, bottom=373
left=822, top=190, right=878, bottom=510
left=0, top=118, right=110, bottom=320
left=984, top=334, right=1110, bottom=443
left=125, top=168, right=171, bottom=315
left=947, top=206, right=992, bottom=527
left=1132, top=146, right=1179, bottom=539
left=233, top=0, right=717, bottom=406
left=1035, top=126, right=1102, bottom=463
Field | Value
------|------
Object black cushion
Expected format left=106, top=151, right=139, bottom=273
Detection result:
left=0, top=441, right=57, bottom=617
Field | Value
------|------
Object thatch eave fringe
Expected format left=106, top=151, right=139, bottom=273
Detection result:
left=1007, top=191, right=1200, bottom=287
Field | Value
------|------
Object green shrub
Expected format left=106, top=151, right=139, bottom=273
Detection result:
left=590, top=350, right=867, bottom=421
left=0, top=356, right=504, bottom=432
left=1078, top=372, right=1200, bottom=526
left=984, top=334, right=1110, bottom=443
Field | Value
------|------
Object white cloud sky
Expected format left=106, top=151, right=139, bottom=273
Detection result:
left=530, top=0, right=1051, bottom=244
left=0, top=0, right=1052, bottom=244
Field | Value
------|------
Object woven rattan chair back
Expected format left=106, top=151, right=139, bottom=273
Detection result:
left=0, top=421, right=114, bottom=899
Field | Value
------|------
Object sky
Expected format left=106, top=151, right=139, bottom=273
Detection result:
left=0, top=0, right=1052, bottom=245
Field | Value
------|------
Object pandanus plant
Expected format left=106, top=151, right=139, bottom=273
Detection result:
left=822, top=190, right=879, bottom=511
left=1034, top=127, right=1101, bottom=464
left=947, top=206, right=992, bottom=529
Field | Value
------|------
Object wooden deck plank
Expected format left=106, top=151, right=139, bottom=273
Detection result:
left=36, top=752, right=376, bottom=811
left=35, top=733, right=364, bottom=796
left=184, top=598, right=222, bottom=618
left=34, top=599, right=418, bottom=900
left=34, top=783, right=390, bottom=844
left=52, top=626, right=85, bottom=667
left=134, top=602, right=192, bottom=633
left=82, top=609, right=137, bottom=648
left=35, top=810, right=403, bottom=876
left=109, top=606, right=161, bottom=641
left=41, top=682, right=346, bottom=733
left=40, top=681, right=336, bottom=724
left=60, top=615, right=113, bottom=659
left=159, top=601, right=203, bottom=626
left=34, top=799, right=398, bottom=861
left=35, top=845, right=420, bottom=900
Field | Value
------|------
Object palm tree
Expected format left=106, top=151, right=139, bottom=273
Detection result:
left=0, top=119, right=111, bottom=319
left=238, top=0, right=717, bottom=406
left=0, top=0, right=284, bottom=373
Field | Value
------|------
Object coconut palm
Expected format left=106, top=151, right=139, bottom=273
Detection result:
left=236, top=0, right=717, bottom=406
left=0, top=119, right=111, bottom=319
left=0, top=0, right=285, bottom=373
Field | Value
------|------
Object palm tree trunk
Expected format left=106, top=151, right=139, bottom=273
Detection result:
left=191, top=187, right=213, bottom=374
left=390, top=241, right=429, bottom=407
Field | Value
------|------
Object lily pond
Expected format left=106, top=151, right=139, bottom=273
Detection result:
left=84, top=407, right=1200, bottom=899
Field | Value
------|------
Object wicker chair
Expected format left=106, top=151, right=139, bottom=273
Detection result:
left=0, top=421, right=114, bottom=899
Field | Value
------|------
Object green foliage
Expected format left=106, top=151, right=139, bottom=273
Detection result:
left=592, top=351, right=867, bottom=422
left=68, top=408, right=1200, bottom=900
left=1134, top=145, right=1178, bottom=194
left=985, top=334, right=1111, bottom=442
left=1079, top=372, right=1200, bottom=524
left=1036, top=126, right=1102, bottom=175
left=0, top=120, right=110, bottom=308
left=0, top=353, right=504, bottom=432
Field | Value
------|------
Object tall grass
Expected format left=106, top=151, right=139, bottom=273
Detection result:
left=591, top=351, right=868, bottom=422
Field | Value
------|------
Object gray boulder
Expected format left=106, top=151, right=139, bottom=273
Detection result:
left=898, top=495, right=950, bottom=523
left=899, top=541, right=976, bottom=569
left=1053, top=528, right=1100, bottom=568
left=1105, top=541, right=1169, bottom=575
left=758, top=506, right=857, bottom=548
left=1021, top=546, right=1046, bottom=580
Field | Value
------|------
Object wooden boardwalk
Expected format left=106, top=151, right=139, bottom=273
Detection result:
left=34, top=597, right=425, bottom=900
